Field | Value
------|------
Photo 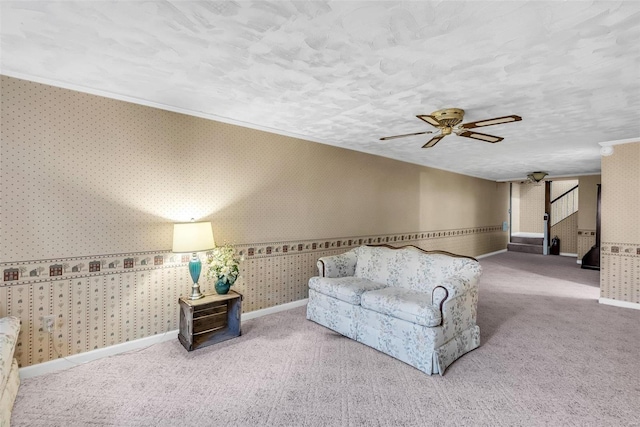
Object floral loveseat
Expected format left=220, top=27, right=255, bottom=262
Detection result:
left=1, top=316, right=20, bottom=426
left=306, top=245, right=482, bottom=375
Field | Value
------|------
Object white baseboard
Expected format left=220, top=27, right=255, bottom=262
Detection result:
left=20, top=298, right=309, bottom=379
left=560, top=252, right=578, bottom=257
left=19, top=330, right=178, bottom=379
left=242, top=298, right=308, bottom=321
left=598, top=298, right=640, bottom=311
left=476, top=249, right=507, bottom=259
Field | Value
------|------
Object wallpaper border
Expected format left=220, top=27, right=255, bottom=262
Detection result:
left=601, top=242, right=640, bottom=256
left=2, top=226, right=503, bottom=287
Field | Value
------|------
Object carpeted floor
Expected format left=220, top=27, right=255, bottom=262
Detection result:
left=12, top=252, right=640, bottom=426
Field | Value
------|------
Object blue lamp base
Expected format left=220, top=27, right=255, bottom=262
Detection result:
left=188, top=253, right=204, bottom=300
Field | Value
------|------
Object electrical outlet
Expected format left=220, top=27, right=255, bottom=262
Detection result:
left=42, top=315, right=55, bottom=333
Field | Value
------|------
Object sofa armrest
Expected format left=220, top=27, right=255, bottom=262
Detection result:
left=438, top=260, right=482, bottom=298
left=0, top=316, right=21, bottom=394
left=431, top=286, right=449, bottom=326
left=433, top=262, right=481, bottom=328
left=317, top=249, right=357, bottom=277
left=440, top=285, right=479, bottom=340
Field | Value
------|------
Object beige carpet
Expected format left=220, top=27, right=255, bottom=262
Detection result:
left=12, top=252, right=640, bottom=426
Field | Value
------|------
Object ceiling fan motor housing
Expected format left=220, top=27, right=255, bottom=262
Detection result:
left=432, top=108, right=465, bottom=127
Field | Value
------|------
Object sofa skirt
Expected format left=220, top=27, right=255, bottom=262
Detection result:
left=433, top=324, right=480, bottom=375
left=307, top=294, right=481, bottom=375
left=355, top=307, right=443, bottom=375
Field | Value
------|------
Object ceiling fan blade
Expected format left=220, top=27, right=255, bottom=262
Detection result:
left=422, top=135, right=445, bottom=148
left=380, top=130, right=434, bottom=141
left=458, top=130, right=504, bottom=143
left=416, top=115, right=442, bottom=128
left=460, top=115, right=522, bottom=129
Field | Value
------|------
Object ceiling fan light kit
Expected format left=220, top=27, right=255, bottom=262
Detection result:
left=382, top=108, right=521, bottom=149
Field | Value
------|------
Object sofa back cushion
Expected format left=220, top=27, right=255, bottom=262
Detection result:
left=354, top=245, right=481, bottom=293
left=353, top=245, right=400, bottom=286
left=398, top=251, right=480, bottom=293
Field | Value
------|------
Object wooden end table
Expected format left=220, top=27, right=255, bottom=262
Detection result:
left=178, top=290, right=242, bottom=351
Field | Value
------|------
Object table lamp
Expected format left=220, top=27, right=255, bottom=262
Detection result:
left=172, top=220, right=215, bottom=300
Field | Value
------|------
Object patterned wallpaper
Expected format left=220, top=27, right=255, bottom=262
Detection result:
left=1, top=76, right=510, bottom=366
left=578, top=230, right=596, bottom=260
left=576, top=175, right=600, bottom=259
left=1, top=75, right=426, bottom=262
left=517, top=182, right=546, bottom=234
left=510, top=182, right=520, bottom=234
left=550, top=212, right=577, bottom=254
left=577, top=175, right=600, bottom=231
left=0, top=228, right=505, bottom=367
left=600, top=244, right=640, bottom=304
left=601, top=142, right=640, bottom=305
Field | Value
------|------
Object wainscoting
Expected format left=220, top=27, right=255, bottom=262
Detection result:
left=550, top=212, right=578, bottom=255
left=1, top=226, right=506, bottom=367
left=600, top=242, right=640, bottom=305
left=577, top=229, right=596, bottom=260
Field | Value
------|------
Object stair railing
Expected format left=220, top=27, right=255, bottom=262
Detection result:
left=550, top=185, right=578, bottom=226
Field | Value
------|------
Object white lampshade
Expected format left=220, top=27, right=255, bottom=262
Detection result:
left=172, top=221, right=215, bottom=253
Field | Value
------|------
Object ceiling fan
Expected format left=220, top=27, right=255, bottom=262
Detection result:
left=380, top=108, right=522, bottom=148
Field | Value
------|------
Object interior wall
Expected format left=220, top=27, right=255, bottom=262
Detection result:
left=1, top=76, right=424, bottom=262
left=600, top=142, right=640, bottom=306
left=551, top=179, right=578, bottom=200
left=517, top=182, right=545, bottom=233
left=510, top=183, right=520, bottom=234
left=550, top=212, right=578, bottom=254
left=577, top=175, right=601, bottom=259
left=419, top=168, right=509, bottom=230
left=0, top=75, right=509, bottom=367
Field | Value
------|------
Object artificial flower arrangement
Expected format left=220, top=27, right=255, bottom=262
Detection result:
left=205, top=243, right=240, bottom=286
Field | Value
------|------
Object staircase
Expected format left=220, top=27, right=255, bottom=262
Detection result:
left=508, top=235, right=544, bottom=254
left=508, top=184, right=579, bottom=255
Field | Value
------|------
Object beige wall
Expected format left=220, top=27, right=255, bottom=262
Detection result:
left=600, top=142, right=640, bottom=305
left=1, top=76, right=424, bottom=261
left=550, top=212, right=578, bottom=254
left=577, top=175, right=601, bottom=259
left=419, top=168, right=509, bottom=230
left=510, top=182, right=520, bottom=234
left=578, top=175, right=601, bottom=230
left=517, top=182, right=545, bottom=233
left=0, top=76, right=508, bottom=367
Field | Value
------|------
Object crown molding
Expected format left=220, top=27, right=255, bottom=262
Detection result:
left=496, top=172, right=601, bottom=183
left=598, top=137, right=640, bottom=147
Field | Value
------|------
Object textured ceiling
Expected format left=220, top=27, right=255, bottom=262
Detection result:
left=1, top=1, right=639, bottom=181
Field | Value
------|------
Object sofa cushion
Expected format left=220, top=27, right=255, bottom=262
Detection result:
left=309, top=276, right=388, bottom=305
left=360, top=287, right=442, bottom=327
left=354, top=245, right=401, bottom=286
